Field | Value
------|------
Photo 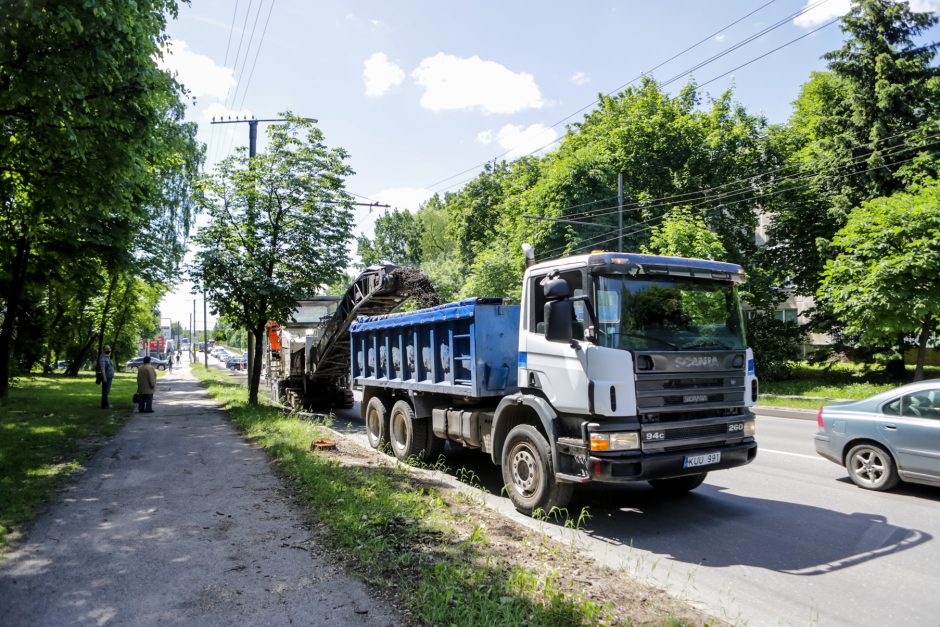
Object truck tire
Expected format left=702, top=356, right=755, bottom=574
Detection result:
left=501, top=424, right=573, bottom=516
left=365, top=396, right=389, bottom=449
left=648, top=472, right=707, bottom=495
left=389, top=400, right=429, bottom=461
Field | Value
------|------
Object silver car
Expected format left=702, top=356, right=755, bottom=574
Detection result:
left=814, top=379, right=940, bottom=491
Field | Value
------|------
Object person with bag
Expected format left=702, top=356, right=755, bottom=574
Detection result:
left=97, top=345, right=115, bottom=409
left=136, top=356, right=157, bottom=413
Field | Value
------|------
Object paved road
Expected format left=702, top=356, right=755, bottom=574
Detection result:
left=0, top=362, right=398, bottom=627
left=331, top=400, right=940, bottom=626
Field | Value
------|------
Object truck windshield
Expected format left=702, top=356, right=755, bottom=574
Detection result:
left=594, top=275, right=746, bottom=351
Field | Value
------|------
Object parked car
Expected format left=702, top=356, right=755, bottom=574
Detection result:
left=226, top=354, right=247, bottom=370
left=124, top=356, right=168, bottom=371
left=815, top=379, right=940, bottom=491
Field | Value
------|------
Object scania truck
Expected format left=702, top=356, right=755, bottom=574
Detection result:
left=349, top=249, right=758, bottom=515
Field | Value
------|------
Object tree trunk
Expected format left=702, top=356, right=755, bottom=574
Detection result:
left=96, top=272, right=119, bottom=357
left=248, top=323, right=266, bottom=405
left=0, top=237, right=30, bottom=398
left=914, top=313, right=934, bottom=382
left=67, top=332, right=99, bottom=377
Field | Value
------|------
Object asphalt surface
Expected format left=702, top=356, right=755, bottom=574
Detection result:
left=0, top=360, right=399, bottom=627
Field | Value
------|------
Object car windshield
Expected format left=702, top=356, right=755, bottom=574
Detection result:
left=594, top=275, right=746, bottom=351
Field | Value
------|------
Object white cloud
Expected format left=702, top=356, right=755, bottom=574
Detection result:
left=158, top=39, right=234, bottom=101
left=363, top=52, right=405, bottom=97
left=411, top=53, right=544, bottom=114
left=371, top=187, right=434, bottom=212
left=570, top=71, right=590, bottom=86
left=477, top=123, right=559, bottom=159
left=715, top=34, right=726, bottom=42
left=911, top=0, right=940, bottom=12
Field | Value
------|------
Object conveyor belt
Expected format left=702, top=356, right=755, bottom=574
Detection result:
left=308, top=265, right=439, bottom=380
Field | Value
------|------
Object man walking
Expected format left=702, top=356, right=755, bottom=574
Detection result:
left=98, top=345, right=115, bottom=409
left=136, top=356, right=157, bottom=413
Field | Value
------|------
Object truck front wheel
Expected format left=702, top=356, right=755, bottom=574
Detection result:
left=389, top=400, right=430, bottom=461
left=501, top=424, right=573, bottom=516
left=365, top=396, right=389, bottom=450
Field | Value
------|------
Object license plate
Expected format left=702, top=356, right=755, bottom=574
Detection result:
left=683, top=394, right=708, bottom=403
left=684, top=452, right=721, bottom=468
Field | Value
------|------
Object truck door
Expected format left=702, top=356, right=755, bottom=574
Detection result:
left=521, top=270, right=591, bottom=415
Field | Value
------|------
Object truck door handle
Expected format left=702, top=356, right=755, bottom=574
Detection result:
left=882, top=425, right=897, bottom=431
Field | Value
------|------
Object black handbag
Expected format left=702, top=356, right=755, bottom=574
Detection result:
left=133, top=393, right=141, bottom=403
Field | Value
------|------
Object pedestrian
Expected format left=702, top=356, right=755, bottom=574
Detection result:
left=136, top=355, right=157, bottom=413
left=167, top=353, right=174, bottom=373
left=98, top=345, right=115, bottom=409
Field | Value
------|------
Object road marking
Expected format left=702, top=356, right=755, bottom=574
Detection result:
left=760, top=447, right=825, bottom=461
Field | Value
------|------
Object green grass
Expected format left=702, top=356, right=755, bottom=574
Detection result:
left=758, top=362, right=940, bottom=410
left=191, top=365, right=638, bottom=626
left=0, top=372, right=138, bottom=550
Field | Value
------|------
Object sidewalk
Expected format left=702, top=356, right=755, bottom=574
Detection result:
left=0, top=360, right=399, bottom=626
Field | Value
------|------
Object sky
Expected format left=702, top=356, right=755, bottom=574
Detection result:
left=157, top=0, right=940, bottom=331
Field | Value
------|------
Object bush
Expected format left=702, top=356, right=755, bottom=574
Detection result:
left=746, top=311, right=807, bottom=380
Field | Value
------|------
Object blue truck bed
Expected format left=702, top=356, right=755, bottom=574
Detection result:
left=349, top=298, right=520, bottom=398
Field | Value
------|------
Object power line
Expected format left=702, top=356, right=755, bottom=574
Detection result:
left=206, top=0, right=242, bottom=166
left=424, top=0, right=832, bottom=192
left=222, top=0, right=267, bottom=158
left=534, top=149, right=938, bottom=260
left=234, top=0, right=276, bottom=113
left=210, top=0, right=255, bottom=164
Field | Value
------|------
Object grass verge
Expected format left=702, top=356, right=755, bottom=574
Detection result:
left=0, top=372, right=138, bottom=551
left=758, top=363, right=940, bottom=410
left=191, top=364, right=708, bottom=626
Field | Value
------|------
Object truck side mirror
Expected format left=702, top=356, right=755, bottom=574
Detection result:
left=544, top=300, right=573, bottom=342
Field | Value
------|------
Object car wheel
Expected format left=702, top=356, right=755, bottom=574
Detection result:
left=648, top=472, right=708, bottom=495
left=846, top=443, right=900, bottom=491
left=500, top=424, right=573, bottom=516
left=364, top=396, right=389, bottom=450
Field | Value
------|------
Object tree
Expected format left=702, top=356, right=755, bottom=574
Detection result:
left=768, top=0, right=940, bottom=298
left=191, top=115, right=354, bottom=404
left=0, top=0, right=200, bottom=395
left=818, top=181, right=940, bottom=380
left=642, top=206, right=727, bottom=260
left=356, top=209, right=422, bottom=267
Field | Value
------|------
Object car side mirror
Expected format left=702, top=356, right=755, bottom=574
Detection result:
left=544, top=300, right=573, bottom=342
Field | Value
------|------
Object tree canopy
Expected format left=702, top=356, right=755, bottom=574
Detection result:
left=191, top=115, right=354, bottom=404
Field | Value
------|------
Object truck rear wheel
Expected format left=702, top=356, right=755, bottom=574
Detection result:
left=365, top=396, right=389, bottom=449
left=648, top=472, right=707, bottom=495
left=501, top=424, right=573, bottom=516
left=389, top=400, right=429, bottom=461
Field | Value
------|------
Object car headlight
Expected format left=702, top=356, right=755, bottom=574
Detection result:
left=589, top=431, right=639, bottom=451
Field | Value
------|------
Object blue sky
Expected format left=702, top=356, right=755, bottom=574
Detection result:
left=158, top=0, right=940, bottom=328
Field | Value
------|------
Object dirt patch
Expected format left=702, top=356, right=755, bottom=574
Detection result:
left=306, top=437, right=718, bottom=626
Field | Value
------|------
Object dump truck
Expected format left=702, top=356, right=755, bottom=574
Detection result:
left=349, top=250, right=758, bottom=515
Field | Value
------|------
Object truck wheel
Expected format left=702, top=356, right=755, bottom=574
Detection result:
left=365, top=396, right=389, bottom=449
left=389, top=400, right=429, bottom=461
left=501, top=424, right=573, bottom=516
left=648, top=473, right=707, bottom=495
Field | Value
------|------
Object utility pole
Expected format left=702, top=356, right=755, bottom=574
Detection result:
left=210, top=116, right=317, bottom=389
left=617, top=173, right=624, bottom=252
left=203, top=295, right=208, bottom=369
left=192, top=300, right=197, bottom=363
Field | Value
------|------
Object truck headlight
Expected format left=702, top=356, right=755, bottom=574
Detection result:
left=744, top=419, right=756, bottom=438
left=590, top=431, right=639, bottom=451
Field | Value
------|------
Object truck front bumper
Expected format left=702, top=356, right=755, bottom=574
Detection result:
left=581, top=441, right=757, bottom=483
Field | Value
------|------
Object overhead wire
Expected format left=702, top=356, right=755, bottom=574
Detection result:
left=221, top=0, right=267, bottom=158
left=206, top=0, right=242, bottom=166
left=424, top=0, right=833, bottom=192
left=534, top=146, right=940, bottom=259
left=234, top=0, right=277, bottom=113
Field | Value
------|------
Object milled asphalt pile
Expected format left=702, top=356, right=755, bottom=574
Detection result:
left=0, top=359, right=399, bottom=626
